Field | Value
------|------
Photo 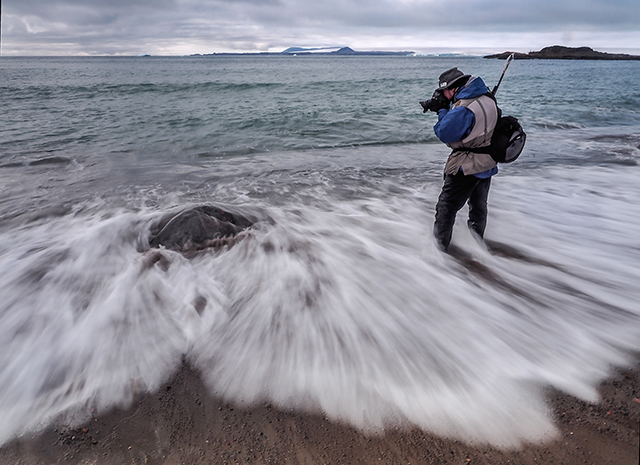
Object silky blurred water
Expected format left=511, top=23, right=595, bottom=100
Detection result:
left=0, top=55, right=639, bottom=447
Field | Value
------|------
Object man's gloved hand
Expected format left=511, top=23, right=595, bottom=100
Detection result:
left=420, top=88, right=450, bottom=113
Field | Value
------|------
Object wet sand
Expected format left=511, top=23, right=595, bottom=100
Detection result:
left=2, top=362, right=638, bottom=465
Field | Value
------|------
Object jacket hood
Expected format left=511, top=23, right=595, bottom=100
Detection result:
left=454, top=77, right=490, bottom=100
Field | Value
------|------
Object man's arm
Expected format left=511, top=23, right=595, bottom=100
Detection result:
left=434, top=107, right=475, bottom=144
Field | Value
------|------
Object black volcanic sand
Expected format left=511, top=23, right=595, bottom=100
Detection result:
left=2, top=362, right=639, bottom=465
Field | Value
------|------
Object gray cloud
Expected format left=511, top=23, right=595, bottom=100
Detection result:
left=3, top=0, right=639, bottom=55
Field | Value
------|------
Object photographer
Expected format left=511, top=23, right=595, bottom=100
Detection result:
left=421, top=67, right=499, bottom=252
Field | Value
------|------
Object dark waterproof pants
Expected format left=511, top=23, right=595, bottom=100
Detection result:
left=434, top=171, right=492, bottom=251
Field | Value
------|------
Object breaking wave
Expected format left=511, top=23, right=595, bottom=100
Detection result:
left=1, top=163, right=639, bottom=448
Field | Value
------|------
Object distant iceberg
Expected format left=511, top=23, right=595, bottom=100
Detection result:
left=281, top=46, right=414, bottom=56
left=281, top=46, right=343, bottom=54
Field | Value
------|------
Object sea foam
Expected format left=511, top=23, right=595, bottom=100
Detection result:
left=1, top=164, right=639, bottom=447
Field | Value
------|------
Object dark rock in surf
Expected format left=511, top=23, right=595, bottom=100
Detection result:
left=148, top=205, right=254, bottom=255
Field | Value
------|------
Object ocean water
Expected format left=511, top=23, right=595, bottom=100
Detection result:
left=1, top=55, right=639, bottom=447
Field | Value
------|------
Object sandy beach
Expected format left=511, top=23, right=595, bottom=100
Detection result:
left=1, top=361, right=638, bottom=465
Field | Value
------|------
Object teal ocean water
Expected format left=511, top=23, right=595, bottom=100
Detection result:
left=1, top=56, right=639, bottom=446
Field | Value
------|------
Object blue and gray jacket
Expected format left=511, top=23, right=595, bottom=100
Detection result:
left=434, top=77, right=499, bottom=178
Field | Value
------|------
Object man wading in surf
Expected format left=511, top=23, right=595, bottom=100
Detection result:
left=421, top=68, right=499, bottom=252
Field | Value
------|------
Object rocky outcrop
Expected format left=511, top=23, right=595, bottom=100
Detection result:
left=485, top=45, right=640, bottom=60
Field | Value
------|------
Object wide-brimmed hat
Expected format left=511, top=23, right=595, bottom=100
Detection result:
left=438, top=67, right=471, bottom=89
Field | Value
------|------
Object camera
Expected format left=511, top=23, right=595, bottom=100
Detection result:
left=420, top=88, right=449, bottom=113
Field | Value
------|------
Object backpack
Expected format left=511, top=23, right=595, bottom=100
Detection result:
left=464, top=115, right=526, bottom=164
left=460, top=90, right=527, bottom=163
left=486, top=115, right=527, bottom=163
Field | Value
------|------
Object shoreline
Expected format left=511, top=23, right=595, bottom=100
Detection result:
left=2, top=362, right=638, bottom=464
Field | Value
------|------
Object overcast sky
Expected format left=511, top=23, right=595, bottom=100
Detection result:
left=2, top=0, right=640, bottom=56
